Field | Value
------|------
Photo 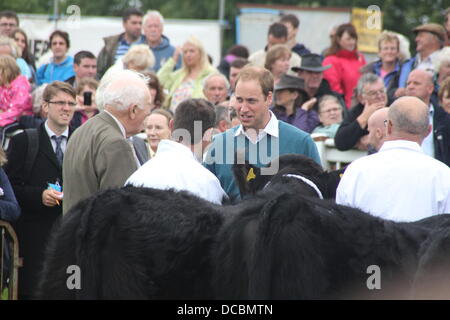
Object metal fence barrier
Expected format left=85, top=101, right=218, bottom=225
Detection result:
left=0, top=220, right=22, bottom=300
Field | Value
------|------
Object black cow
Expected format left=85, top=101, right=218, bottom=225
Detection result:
left=233, top=154, right=345, bottom=200
left=38, top=154, right=450, bottom=299
left=213, top=155, right=450, bottom=299
left=37, top=187, right=223, bottom=299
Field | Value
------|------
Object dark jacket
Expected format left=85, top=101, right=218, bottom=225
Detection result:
left=334, top=103, right=367, bottom=151
left=292, top=43, right=311, bottom=57
left=70, top=110, right=99, bottom=131
left=0, top=168, right=21, bottom=222
left=4, top=123, right=71, bottom=297
left=432, top=102, right=450, bottom=166
left=310, top=79, right=347, bottom=114
left=131, top=136, right=150, bottom=165
left=271, top=105, right=319, bottom=133
left=97, top=33, right=123, bottom=79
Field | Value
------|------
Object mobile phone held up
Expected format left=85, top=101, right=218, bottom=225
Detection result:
left=84, top=91, right=92, bottom=106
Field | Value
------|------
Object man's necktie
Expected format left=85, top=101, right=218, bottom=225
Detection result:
left=52, top=135, right=64, bottom=166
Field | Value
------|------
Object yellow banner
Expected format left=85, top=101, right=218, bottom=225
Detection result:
left=351, top=7, right=383, bottom=53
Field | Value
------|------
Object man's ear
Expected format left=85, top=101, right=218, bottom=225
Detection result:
left=42, top=102, right=49, bottom=114
left=266, top=91, right=273, bottom=107
left=425, top=124, right=432, bottom=138
left=218, top=119, right=230, bottom=132
left=358, top=94, right=366, bottom=105
left=376, top=127, right=383, bottom=139
left=128, top=104, right=137, bottom=119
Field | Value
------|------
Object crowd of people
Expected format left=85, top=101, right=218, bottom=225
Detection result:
left=0, top=6, right=450, bottom=299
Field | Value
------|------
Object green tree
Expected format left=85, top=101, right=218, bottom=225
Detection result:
left=3, top=0, right=449, bottom=55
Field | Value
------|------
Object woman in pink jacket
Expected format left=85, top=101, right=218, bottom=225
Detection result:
left=323, top=23, right=366, bottom=109
left=0, top=55, right=32, bottom=128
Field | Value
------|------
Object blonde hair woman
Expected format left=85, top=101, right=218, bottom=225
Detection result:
left=157, top=35, right=216, bottom=112
left=103, top=44, right=155, bottom=79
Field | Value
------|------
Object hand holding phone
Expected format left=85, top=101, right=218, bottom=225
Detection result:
left=83, top=91, right=92, bottom=106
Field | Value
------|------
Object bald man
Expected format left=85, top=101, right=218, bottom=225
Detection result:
left=405, top=69, right=450, bottom=165
left=367, top=107, right=389, bottom=153
left=337, top=96, right=450, bottom=222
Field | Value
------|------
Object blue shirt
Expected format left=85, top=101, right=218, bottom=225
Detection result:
left=114, top=35, right=146, bottom=63
left=16, top=58, right=32, bottom=79
left=203, top=120, right=321, bottom=202
left=36, top=56, right=75, bottom=85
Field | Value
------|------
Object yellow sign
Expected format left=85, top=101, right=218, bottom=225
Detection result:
left=352, top=7, right=383, bottom=53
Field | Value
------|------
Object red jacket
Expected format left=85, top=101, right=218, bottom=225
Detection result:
left=323, top=50, right=366, bottom=108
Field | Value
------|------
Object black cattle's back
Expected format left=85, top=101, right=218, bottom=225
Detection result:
left=213, top=185, right=440, bottom=299
left=38, top=186, right=223, bottom=300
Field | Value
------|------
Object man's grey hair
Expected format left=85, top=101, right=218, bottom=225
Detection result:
left=203, top=72, right=230, bottom=91
left=143, top=10, right=164, bottom=25
left=32, top=84, right=48, bottom=115
left=100, top=69, right=149, bottom=112
left=356, top=73, right=382, bottom=96
left=214, top=105, right=230, bottom=127
left=433, top=46, right=450, bottom=73
left=388, top=100, right=429, bottom=136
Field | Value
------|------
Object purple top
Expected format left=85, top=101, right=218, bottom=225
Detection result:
left=271, top=105, right=319, bottom=133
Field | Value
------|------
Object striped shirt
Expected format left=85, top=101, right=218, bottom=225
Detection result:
left=114, top=35, right=146, bottom=63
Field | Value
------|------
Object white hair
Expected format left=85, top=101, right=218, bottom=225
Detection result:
left=203, top=72, right=230, bottom=90
left=32, top=84, right=48, bottom=115
left=0, top=36, right=19, bottom=58
left=122, top=44, right=155, bottom=72
left=99, top=70, right=149, bottom=112
left=143, top=10, right=164, bottom=25
left=434, top=47, right=450, bottom=73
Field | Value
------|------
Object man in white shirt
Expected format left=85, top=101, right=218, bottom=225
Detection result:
left=126, top=98, right=227, bottom=205
left=336, top=96, right=450, bottom=222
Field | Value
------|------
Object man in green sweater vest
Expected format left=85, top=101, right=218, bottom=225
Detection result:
left=204, top=66, right=321, bottom=202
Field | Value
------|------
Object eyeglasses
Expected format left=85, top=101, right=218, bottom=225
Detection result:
left=0, top=23, right=17, bottom=27
left=47, top=100, right=76, bottom=107
left=320, top=107, right=341, bottom=114
left=364, top=88, right=386, bottom=98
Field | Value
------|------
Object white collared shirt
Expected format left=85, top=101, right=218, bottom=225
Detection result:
left=45, top=120, right=69, bottom=153
left=234, top=111, right=279, bottom=144
left=104, top=110, right=140, bottom=168
left=104, top=110, right=126, bottom=138
left=421, top=104, right=434, bottom=158
left=336, top=140, right=450, bottom=222
left=415, top=50, right=441, bottom=74
left=125, top=139, right=227, bottom=205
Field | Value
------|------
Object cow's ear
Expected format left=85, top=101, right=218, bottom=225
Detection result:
left=318, top=168, right=346, bottom=199
left=233, top=160, right=261, bottom=198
